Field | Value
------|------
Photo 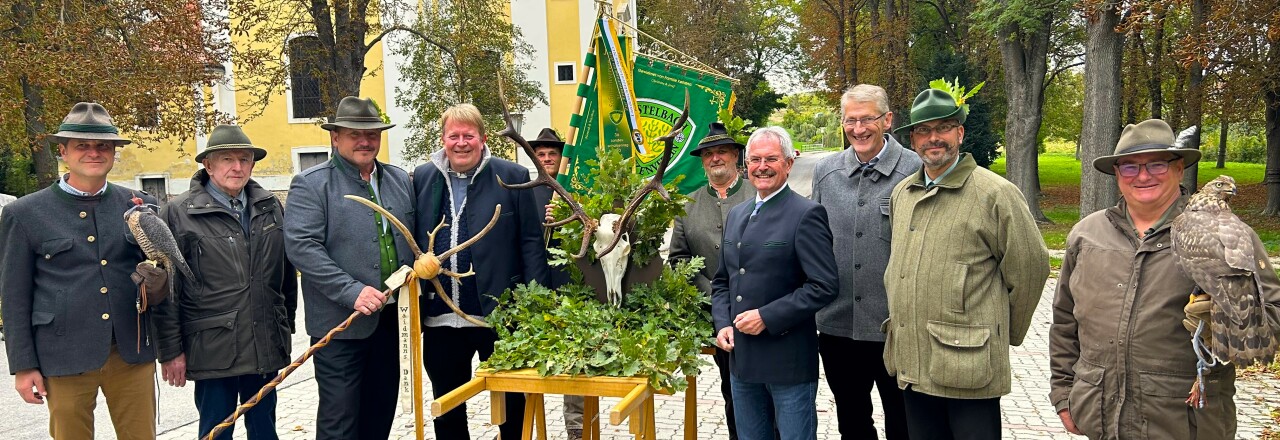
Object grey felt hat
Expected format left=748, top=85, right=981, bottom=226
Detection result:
left=320, top=97, right=395, bottom=131
left=196, top=124, right=268, bottom=162
left=1092, top=119, right=1201, bottom=175
left=47, top=102, right=131, bottom=145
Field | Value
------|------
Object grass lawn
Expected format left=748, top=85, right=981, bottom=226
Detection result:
left=991, top=152, right=1280, bottom=255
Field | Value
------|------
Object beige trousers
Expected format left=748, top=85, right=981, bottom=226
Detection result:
left=44, top=345, right=156, bottom=440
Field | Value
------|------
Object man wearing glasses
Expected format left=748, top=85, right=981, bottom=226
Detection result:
left=1048, top=119, right=1280, bottom=438
left=881, top=88, right=1049, bottom=439
left=811, top=84, right=916, bottom=439
left=712, top=127, right=838, bottom=440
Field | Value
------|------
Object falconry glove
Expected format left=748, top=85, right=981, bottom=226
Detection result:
left=131, top=261, right=169, bottom=309
left=1183, top=293, right=1213, bottom=347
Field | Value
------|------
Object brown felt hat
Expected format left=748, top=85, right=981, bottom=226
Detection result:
left=529, top=128, right=565, bottom=150
left=47, top=102, right=131, bottom=146
left=1092, top=119, right=1200, bottom=175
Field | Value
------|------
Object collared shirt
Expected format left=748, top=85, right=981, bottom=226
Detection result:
left=1124, top=199, right=1179, bottom=238
left=206, top=181, right=251, bottom=236
left=924, top=154, right=963, bottom=188
left=58, top=174, right=106, bottom=197
left=856, top=144, right=887, bottom=175
left=754, top=183, right=790, bottom=215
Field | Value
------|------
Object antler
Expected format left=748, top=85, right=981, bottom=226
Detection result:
left=594, top=91, right=691, bottom=258
left=492, top=73, right=598, bottom=259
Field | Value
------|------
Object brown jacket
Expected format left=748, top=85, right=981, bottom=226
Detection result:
left=1050, top=196, right=1280, bottom=439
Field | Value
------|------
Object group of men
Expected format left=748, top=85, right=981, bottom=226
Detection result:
left=3, top=81, right=1278, bottom=440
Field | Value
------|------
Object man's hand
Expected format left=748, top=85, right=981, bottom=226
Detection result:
left=14, top=369, right=46, bottom=404
left=715, top=327, right=735, bottom=352
left=162, top=354, right=188, bottom=387
left=733, top=309, right=766, bottom=335
left=544, top=204, right=555, bottom=224
left=1057, top=409, right=1082, bottom=435
left=1182, top=293, right=1213, bottom=346
left=131, top=262, right=168, bottom=295
left=354, top=286, right=387, bottom=315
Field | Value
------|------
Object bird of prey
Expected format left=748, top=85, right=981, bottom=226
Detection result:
left=1171, top=175, right=1278, bottom=406
left=123, top=193, right=195, bottom=308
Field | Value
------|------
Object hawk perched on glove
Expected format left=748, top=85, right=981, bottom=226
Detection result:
left=1171, top=175, right=1278, bottom=366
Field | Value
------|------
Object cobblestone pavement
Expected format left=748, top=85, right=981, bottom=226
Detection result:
left=2, top=279, right=1277, bottom=439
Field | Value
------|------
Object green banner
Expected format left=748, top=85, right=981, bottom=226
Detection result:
left=560, top=43, right=735, bottom=195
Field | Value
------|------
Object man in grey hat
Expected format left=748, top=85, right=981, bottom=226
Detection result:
left=151, top=124, right=296, bottom=440
left=284, top=96, right=415, bottom=440
left=812, top=84, right=915, bottom=439
left=1050, top=119, right=1280, bottom=439
left=882, top=88, right=1049, bottom=439
left=669, top=120, right=752, bottom=439
left=1, top=102, right=167, bottom=439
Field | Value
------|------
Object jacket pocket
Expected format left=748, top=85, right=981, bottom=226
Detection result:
left=37, top=238, right=73, bottom=260
left=1068, top=359, right=1107, bottom=439
left=1138, top=371, right=1223, bottom=439
left=946, top=263, right=968, bottom=313
left=182, top=310, right=238, bottom=371
left=925, top=321, right=992, bottom=389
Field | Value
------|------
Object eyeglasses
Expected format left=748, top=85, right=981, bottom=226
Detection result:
left=910, top=123, right=961, bottom=137
left=746, top=156, right=784, bottom=166
left=842, top=113, right=887, bottom=127
left=1115, top=158, right=1179, bottom=177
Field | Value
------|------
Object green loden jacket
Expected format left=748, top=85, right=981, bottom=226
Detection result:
left=882, top=153, right=1050, bottom=399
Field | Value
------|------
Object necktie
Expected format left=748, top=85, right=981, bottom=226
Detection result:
left=230, top=198, right=243, bottom=213
left=858, top=157, right=880, bottom=176
left=751, top=200, right=764, bottom=217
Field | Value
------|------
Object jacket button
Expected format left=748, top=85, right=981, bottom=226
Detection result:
left=1117, top=283, right=1123, bottom=288
left=87, top=235, right=96, bottom=242
left=79, top=211, right=87, bottom=218
left=858, top=200, right=865, bottom=206
left=44, top=254, right=51, bottom=260
left=855, top=296, right=862, bottom=301
left=854, top=264, right=861, bottom=269
left=737, top=242, right=742, bottom=249
left=735, top=295, right=742, bottom=302
left=101, top=313, right=110, bottom=320
left=714, top=244, right=720, bottom=249
left=100, top=287, right=108, bottom=294
left=739, top=268, right=745, bottom=274
left=855, top=232, right=863, bottom=238
left=909, top=226, right=915, bottom=232
left=716, top=224, right=722, bottom=230
left=100, top=260, right=107, bottom=266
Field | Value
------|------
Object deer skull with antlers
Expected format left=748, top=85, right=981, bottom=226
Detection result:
left=493, top=75, right=690, bottom=305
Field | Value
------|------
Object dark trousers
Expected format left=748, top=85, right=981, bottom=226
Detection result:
left=817, top=334, right=908, bottom=439
left=312, top=309, right=400, bottom=440
left=424, top=326, right=526, bottom=440
left=901, top=387, right=1001, bottom=440
left=195, top=373, right=278, bottom=440
left=713, top=346, right=739, bottom=440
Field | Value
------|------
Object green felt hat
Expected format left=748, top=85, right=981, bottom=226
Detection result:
left=1092, top=119, right=1200, bottom=175
left=197, top=124, right=267, bottom=162
left=893, top=89, right=967, bottom=135
left=47, top=102, right=131, bottom=146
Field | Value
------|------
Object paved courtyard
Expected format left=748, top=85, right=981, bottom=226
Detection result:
left=2, top=278, right=1277, bottom=439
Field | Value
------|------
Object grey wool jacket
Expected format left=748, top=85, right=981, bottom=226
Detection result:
left=284, top=154, right=415, bottom=340
left=1, top=183, right=160, bottom=376
left=811, top=136, right=921, bottom=341
left=669, top=176, right=752, bottom=295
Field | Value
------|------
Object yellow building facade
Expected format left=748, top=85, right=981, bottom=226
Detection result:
left=106, top=0, right=632, bottom=197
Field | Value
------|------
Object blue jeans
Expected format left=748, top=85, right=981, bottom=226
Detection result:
left=195, top=373, right=278, bottom=440
left=730, top=375, right=818, bottom=440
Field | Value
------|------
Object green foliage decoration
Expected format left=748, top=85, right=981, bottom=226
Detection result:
left=482, top=145, right=707, bottom=390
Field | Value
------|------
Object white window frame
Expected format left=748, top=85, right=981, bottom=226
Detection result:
left=135, top=173, right=171, bottom=200
left=554, top=62, right=576, bottom=84
left=293, top=146, right=331, bottom=174
left=285, top=32, right=325, bottom=124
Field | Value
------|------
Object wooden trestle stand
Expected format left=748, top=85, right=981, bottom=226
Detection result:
left=431, top=368, right=700, bottom=440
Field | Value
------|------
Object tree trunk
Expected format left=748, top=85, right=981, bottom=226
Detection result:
left=1179, top=0, right=1206, bottom=192
left=1148, top=12, right=1165, bottom=119
left=1216, top=115, right=1227, bottom=168
left=1263, top=39, right=1280, bottom=215
left=998, top=12, right=1052, bottom=223
left=20, top=75, right=56, bottom=187
left=1079, top=4, right=1125, bottom=217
